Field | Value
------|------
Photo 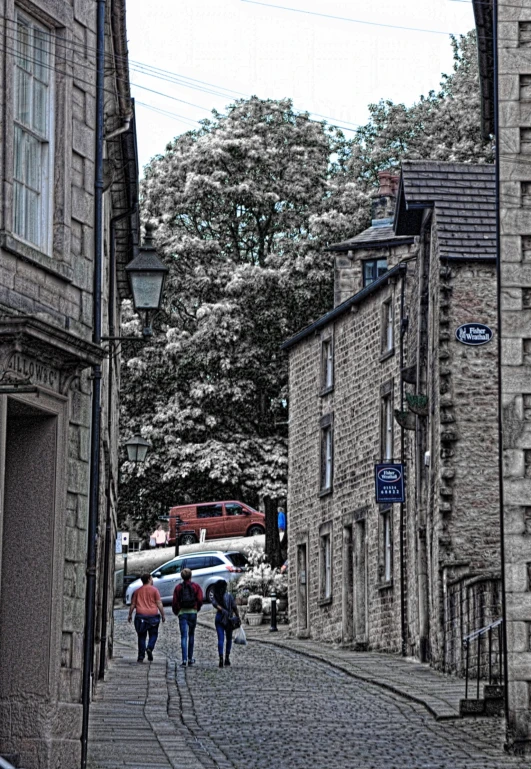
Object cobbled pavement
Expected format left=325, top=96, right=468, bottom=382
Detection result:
left=95, top=608, right=529, bottom=769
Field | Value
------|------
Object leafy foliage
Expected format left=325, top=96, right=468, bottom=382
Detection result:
left=119, top=33, right=491, bottom=530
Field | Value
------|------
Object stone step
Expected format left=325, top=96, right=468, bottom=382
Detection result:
left=459, top=698, right=485, bottom=716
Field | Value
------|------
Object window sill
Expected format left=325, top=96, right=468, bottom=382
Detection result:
left=378, top=580, right=393, bottom=591
left=318, top=596, right=333, bottom=607
left=1, top=232, right=73, bottom=283
left=319, top=487, right=333, bottom=498
left=379, top=348, right=395, bottom=363
left=320, top=385, right=334, bottom=397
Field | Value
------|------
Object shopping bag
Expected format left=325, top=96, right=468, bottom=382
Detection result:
left=233, top=625, right=247, bottom=645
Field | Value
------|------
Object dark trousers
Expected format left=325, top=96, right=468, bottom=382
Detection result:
left=215, top=613, right=233, bottom=657
left=134, top=614, right=160, bottom=661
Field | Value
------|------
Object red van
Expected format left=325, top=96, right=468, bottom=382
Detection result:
left=168, top=500, right=265, bottom=545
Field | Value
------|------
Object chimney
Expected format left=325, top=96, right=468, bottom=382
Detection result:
left=371, top=171, right=400, bottom=222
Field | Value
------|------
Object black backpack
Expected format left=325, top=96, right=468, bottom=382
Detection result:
left=180, top=581, right=196, bottom=609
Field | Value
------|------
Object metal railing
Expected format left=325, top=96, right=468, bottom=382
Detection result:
left=463, top=617, right=504, bottom=700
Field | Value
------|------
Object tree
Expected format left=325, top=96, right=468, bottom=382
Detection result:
left=119, top=98, right=347, bottom=526
left=119, top=33, right=492, bottom=533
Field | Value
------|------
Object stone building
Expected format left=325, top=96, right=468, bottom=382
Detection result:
left=0, top=1, right=139, bottom=767
left=282, top=163, right=502, bottom=672
left=474, top=0, right=531, bottom=753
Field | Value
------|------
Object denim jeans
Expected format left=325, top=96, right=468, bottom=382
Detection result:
left=215, top=613, right=233, bottom=657
left=134, top=615, right=160, bottom=661
left=178, top=612, right=198, bottom=663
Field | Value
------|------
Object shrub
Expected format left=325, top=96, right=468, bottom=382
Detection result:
left=248, top=594, right=263, bottom=613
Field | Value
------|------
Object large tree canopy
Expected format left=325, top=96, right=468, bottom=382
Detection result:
left=119, top=32, right=491, bottom=534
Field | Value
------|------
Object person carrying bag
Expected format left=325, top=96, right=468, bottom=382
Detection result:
left=211, top=579, right=240, bottom=668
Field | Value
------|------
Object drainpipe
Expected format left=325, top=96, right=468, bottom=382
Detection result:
left=81, top=0, right=105, bottom=764
left=416, top=221, right=430, bottom=663
left=105, top=116, right=131, bottom=141
left=493, top=0, right=509, bottom=722
left=98, top=209, right=131, bottom=680
left=399, top=263, right=407, bottom=657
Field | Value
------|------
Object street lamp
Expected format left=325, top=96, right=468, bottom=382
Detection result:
left=125, top=222, right=168, bottom=337
left=124, top=434, right=150, bottom=463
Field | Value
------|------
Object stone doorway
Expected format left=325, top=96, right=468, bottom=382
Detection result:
left=354, top=518, right=368, bottom=646
left=296, top=542, right=309, bottom=637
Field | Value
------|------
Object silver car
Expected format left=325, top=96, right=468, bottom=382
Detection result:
left=125, top=550, right=248, bottom=605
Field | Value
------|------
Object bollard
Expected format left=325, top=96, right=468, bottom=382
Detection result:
left=270, top=590, right=278, bottom=632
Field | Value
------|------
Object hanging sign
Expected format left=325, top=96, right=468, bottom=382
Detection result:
left=455, top=323, right=493, bottom=346
left=375, top=463, right=405, bottom=503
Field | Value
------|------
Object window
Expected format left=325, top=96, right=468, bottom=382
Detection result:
left=321, top=336, right=334, bottom=393
left=225, top=503, right=244, bottom=516
left=186, top=556, right=209, bottom=570
left=380, top=387, right=394, bottom=462
left=381, top=298, right=394, bottom=355
left=319, top=523, right=333, bottom=601
left=363, top=258, right=387, bottom=287
left=226, top=552, right=249, bottom=568
left=197, top=504, right=223, bottom=518
left=209, top=556, right=224, bottom=567
left=380, top=508, right=393, bottom=584
left=156, top=560, right=182, bottom=577
left=320, top=414, right=333, bottom=494
left=13, top=12, right=54, bottom=252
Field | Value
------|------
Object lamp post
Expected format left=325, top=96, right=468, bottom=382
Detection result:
left=174, top=515, right=183, bottom=558
left=125, top=222, right=168, bottom=337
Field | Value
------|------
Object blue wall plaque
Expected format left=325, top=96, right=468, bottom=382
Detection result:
left=455, top=323, right=493, bottom=346
left=375, top=463, right=405, bottom=503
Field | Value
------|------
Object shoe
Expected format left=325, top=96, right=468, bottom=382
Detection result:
left=137, top=659, right=144, bottom=663
left=219, top=655, right=224, bottom=668
left=224, top=656, right=231, bottom=667
left=188, top=658, right=195, bottom=666
left=180, top=661, right=187, bottom=667
left=146, top=649, right=153, bottom=662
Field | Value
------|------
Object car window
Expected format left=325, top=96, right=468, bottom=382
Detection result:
left=197, top=504, right=223, bottom=518
left=209, top=556, right=224, bottom=567
left=225, top=503, right=245, bottom=516
left=155, top=560, right=182, bottom=577
left=226, top=552, right=248, bottom=568
left=187, top=556, right=210, bottom=570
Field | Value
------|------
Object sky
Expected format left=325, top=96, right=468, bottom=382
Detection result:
left=125, top=0, right=476, bottom=173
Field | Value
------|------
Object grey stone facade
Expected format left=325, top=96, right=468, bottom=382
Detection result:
left=474, top=0, right=531, bottom=752
left=283, top=164, right=502, bottom=673
left=0, top=1, right=138, bottom=767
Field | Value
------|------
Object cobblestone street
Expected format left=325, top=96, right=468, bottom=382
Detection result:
left=86, top=609, right=529, bottom=769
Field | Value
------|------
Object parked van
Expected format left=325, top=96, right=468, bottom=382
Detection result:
left=168, top=500, right=265, bottom=545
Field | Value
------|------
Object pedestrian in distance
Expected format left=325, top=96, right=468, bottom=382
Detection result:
left=211, top=579, right=240, bottom=668
left=128, top=573, right=165, bottom=663
left=151, top=524, right=167, bottom=548
left=277, top=507, right=286, bottom=538
left=172, top=568, right=203, bottom=667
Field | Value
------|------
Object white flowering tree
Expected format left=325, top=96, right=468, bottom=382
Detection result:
left=119, top=34, right=491, bottom=535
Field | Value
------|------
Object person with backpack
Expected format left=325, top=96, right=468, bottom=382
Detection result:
left=172, top=568, right=203, bottom=666
left=211, top=579, right=240, bottom=668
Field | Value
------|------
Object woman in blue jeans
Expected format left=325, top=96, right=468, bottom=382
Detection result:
left=212, top=580, right=239, bottom=668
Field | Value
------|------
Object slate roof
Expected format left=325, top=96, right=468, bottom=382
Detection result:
left=281, top=263, right=406, bottom=351
left=394, top=161, right=496, bottom=260
left=327, top=218, right=414, bottom=252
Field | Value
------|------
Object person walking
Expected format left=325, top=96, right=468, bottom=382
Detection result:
left=211, top=579, right=239, bottom=668
left=277, top=507, right=286, bottom=537
left=172, top=568, right=203, bottom=667
left=128, top=573, right=165, bottom=663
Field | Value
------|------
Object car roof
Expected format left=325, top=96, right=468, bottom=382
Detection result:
left=152, top=550, right=245, bottom=569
